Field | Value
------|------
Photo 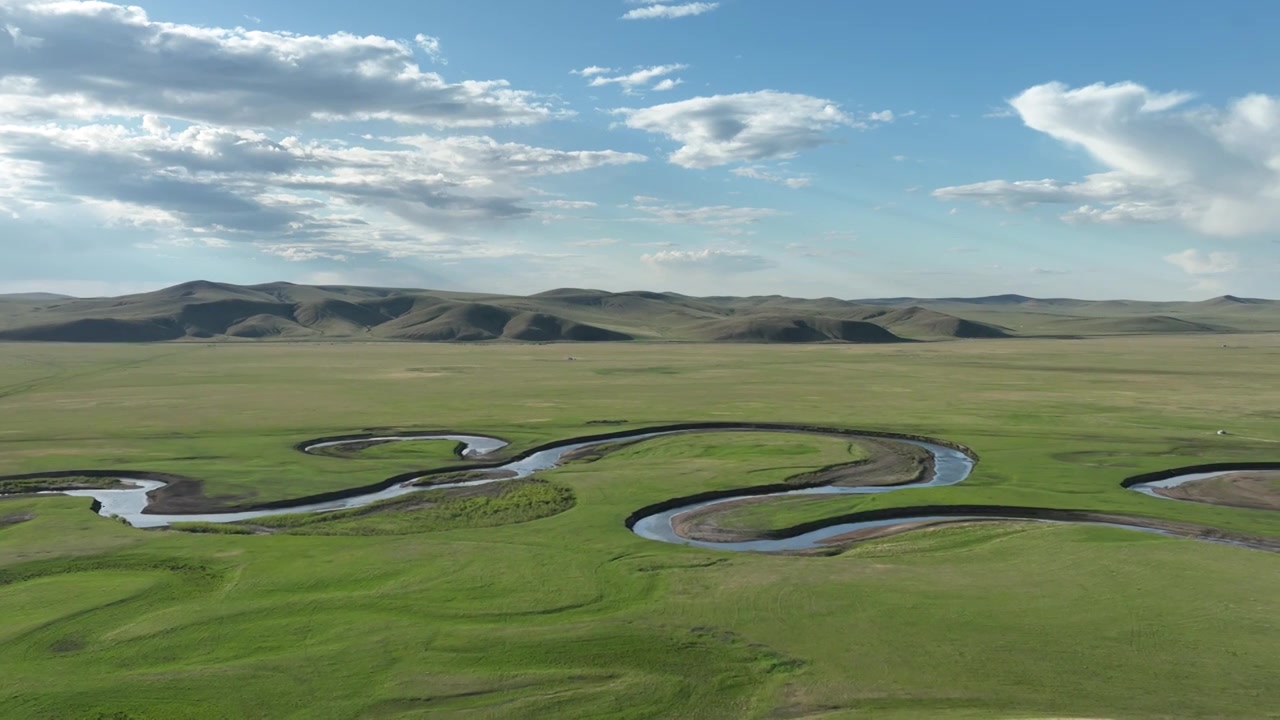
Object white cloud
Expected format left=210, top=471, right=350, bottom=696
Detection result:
left=621, top=3, right=719, bottom=21
left=261, top=246, right=349, bottom=262
left=569, top=238, right=620, bottom=247
left=534, top=200, right=598, bottom=209
left=0, top=1, right=561, bottom=127
left=1164, top=249, right=1238, bottom=275
left=651, top=78, right=683, bottom=92
left=934, top=81, right=1280, bottom=237
left=867, top=110, right=894, bottom=123
left=731, top=166, right=811, bottom=188
left=0, top=122, right=645, bottom=261
left=571, top=66, right=613, bottom=77
left=414, top=34, right=446, bottom=64
left=642, top=247, right=773, bottom=272
left=587, top=64, right=687, bottom=93
left=615, top=91, right=856, bottom=168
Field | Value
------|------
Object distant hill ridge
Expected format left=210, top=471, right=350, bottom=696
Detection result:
left=0, top=281, right=1274, bottom=343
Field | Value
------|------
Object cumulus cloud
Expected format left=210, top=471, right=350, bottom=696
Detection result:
left=642, top=247, right=774, bottom=272
left=621, top=3, right=719, bottom=20
left=1164, top=249, right=1238, bottom=275
left=615, top=91, right=857, bottom=168
left=0, top=1, right=561, bottom=127
left=586, top=64, right=687, bottom=93
left=933, top=81, right=1280, bottom=236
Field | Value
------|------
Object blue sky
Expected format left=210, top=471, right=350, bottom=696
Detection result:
left=2, top=0, right=1278, bottom=299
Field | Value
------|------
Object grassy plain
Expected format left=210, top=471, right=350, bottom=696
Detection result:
left=1, top=336, right=1279, bottom=718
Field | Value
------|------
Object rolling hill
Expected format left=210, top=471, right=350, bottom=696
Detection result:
left=0, top=281, right=1275, bottom=343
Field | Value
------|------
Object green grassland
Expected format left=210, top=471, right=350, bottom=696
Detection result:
left=0, top=336, right=1279, bottom=718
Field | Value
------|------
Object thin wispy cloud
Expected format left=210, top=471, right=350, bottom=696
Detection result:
left=732, top=166, right=812, bottom=189
left=621, top=2, right=720, bottom=21
left=584, top=64, right=687, bottom=93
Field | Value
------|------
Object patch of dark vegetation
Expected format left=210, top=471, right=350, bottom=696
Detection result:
left=0, top=476, right=126, bottom=494
left=413, top=469, right=515, bottom=486
left=169, top=479, right=575, bottom=537
left=586, top=419, right=630, bottom=425
left=632, top=558, right=731, bottom=573
left=167, top=522, right=258, bottom=535
left=1051, top=451, right=1143, bottom=468
left=50, top=637, right=86, bottom=654
left=685, top=626, right=806, bottom=675
left=0, top=512, right=34, bottom=529
left=0, top=554, right=228, bottom=592
left=592, top=366, right=682, bottom=375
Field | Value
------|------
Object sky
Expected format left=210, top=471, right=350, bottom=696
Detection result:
left=2, top=0, right=1279, bottom=300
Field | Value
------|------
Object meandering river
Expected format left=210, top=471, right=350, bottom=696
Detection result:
left=8, top=425, right=1275, bottom=552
